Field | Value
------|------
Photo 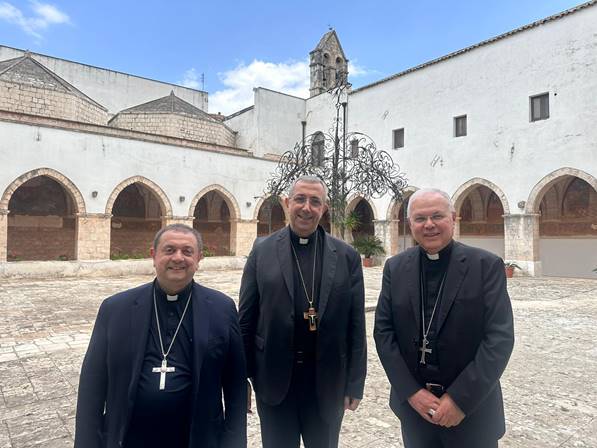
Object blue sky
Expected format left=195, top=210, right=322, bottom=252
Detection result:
left=0, top=0, right=587, bottom=114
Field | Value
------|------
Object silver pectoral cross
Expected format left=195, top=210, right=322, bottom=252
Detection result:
left=152, top=358, right=175, bottom=390
left=419, top=338, right=432, bottom=365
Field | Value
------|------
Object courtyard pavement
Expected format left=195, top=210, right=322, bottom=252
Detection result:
left=0, top=267, right=596, bottom=447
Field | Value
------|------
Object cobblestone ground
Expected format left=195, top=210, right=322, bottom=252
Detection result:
left=0, top=269, right=596, bottom=447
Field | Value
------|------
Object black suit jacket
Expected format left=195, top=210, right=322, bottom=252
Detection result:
left=75, top=281, right=247, bottom=448
left=238, top=226, right=367, bottom=422
left=374, top=241, right=514, bottom=440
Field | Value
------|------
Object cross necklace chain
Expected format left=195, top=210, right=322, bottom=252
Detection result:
left=152, top=286, right=192, bottom=390
left=291, top=231, right=319, bottom=331
left=419, top=272, right=446, bottom=365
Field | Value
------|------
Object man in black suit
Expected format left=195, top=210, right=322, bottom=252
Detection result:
left=239, top=176, right=367, bottom=448
left=374, top=188, right=514, bottom=448
left=75, top=224, right=246, bottom=448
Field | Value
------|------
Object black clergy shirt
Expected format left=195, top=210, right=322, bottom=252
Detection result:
left=290, top=226, right=324, bottom=361
left=125, top=280, right=194, bottom=448
left=417, top=241, right=453, bottom=382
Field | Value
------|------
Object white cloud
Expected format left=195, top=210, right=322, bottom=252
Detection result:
left=179, top=68, right=201, bottom=90
left=348, top=60, right=373, bottom=78
left=180, top=58, right=376, bottom=115
left=0, top=1, right=70, bottom=39
left=208, top=59, right=310, bottom=115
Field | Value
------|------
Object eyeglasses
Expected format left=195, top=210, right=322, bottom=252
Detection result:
left=291, top=195, right=324, bottom=208
left=411, top=213, right=448, bottom=224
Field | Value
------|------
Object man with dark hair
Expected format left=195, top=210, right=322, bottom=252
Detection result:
left=374, top=188, right=514, bottom=447
left=239, top=175, right=367, bottom=448
left=75, top=224, right=247, bottom=448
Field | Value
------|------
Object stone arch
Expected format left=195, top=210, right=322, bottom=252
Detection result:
left=526, top=168, right=597, bottom=278
left=188, top=184, right=240, bottom=222
left=452, top=178, right=510, bottom=215
left=386, top=187, right=419, bottom=255
left=106, top=176, right=172, bottom=217
left=254, top=195, right=288, bottom=237
left=346, top=195, right=378, bottom=220
left=526, top=167, right=597, bottom=214
left=189, top=185, right=240, bottom=256
left=1, top=168, right=85, bottom=213
left=386, top=186, right=419, bottom=221
left=107, top=176, right=172, bottom=259
left=346, top=195, right=377, bottom=241
left=452, top=178, right=508, bottom=258
left=2, top=168, right=85, bottom=261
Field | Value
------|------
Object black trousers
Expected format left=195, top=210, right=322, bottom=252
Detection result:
left=256, top=361, right=343, bottom=448
left=399, top=402, right=499, bottom=448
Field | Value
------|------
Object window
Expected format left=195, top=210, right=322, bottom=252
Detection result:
left=530, top=93, right=549, bottom=121
left=350, top=139, right=359, bottom=157
left=311, top=132, right=325, bottom=167
left=454, top=115, right=467, bottom=137
left=392, top=128, right=404, bottom=149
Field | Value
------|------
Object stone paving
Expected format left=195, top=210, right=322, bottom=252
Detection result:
left=0, top=268, right=596, bottom=447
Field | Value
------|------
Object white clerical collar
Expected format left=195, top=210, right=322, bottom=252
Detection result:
left=166, top=294, right=178, bottom=302
left=299, top=238, right=309, bottom=245
left=426, top=252, right=440, bottom=260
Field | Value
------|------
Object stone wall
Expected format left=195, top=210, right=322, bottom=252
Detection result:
left=0, top=81, right=108, bottom=124
left=194, top=222, right=231, bottom=256
left=109, top=219, right=161, bottom=259
left=109, top=113, right=236, bottom=147
left=76, top=214, right=111, bottom=260
left=7, top=215, right=76, bottom=261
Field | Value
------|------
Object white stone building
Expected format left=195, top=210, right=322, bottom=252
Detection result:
left=1, top=1, right=595, bottom=277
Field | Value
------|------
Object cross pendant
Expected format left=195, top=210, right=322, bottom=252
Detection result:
left=303, top=307, right=318, bottom=332
left=152, top=358, right=175, bottom=390
left=419, top=338, right=432, bottom=365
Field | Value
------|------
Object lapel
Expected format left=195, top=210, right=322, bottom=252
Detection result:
left=191, top=282, right=210, bottom=397
left=317, top=231, right=337, bottom=322
left=405, top=248, right=421, bottom=331
left=127, top=283, right=153, bottom=407
left=276, top=227, right=295, bottom=303
left=435, top=242, right=468, bottom=333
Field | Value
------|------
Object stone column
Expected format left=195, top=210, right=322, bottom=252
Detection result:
left=388, top=218, right=400, bottom=255
left=374, top=219, right=391, bottom=258
left=76, top=213, right=112, bottom=261
left=503, top=213, right=541, bottom=276
left=453, top=216, right=461, bottom=240
left=0, top=209, right=8, bottom=262
left=231, top=219, right=258, bottom=257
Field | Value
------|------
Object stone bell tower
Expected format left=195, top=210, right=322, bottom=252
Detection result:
left=309, top=29, right=349, bottom=97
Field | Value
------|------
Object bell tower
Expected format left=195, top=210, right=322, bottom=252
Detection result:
left=309, top=29, right=349, bottom=97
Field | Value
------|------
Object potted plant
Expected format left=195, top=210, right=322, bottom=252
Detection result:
left=504, top=261, right=521, bottom=278
left=351, top=235, right=385, bottom=267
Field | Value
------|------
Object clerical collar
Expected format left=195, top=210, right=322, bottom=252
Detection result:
left=154, top=280, right=194, bottom=302
left=420, top=240, right=454, bottom=262
left=289, top=226, right=319, bottom=246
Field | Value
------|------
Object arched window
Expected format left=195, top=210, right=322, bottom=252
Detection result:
left=311, top=132, right=325, bottom=167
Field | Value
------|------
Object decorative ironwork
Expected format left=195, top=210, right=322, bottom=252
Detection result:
left=266, top=74, right=408, bottom=238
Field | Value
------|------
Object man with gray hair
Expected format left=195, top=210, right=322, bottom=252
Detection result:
left=75, top=224, right=247, bottom=448
left=239, top=175, right=367, bottom=448
left=374, top=188, right=514, bottom=447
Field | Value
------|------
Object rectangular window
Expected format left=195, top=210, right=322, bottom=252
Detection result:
left=454, top=115, right=467, bottom=137
left=392, top=128, right=404, bottom=149
left=530, top=93, right=549, bottom=121
left=350, top=139, right=359, bottom=158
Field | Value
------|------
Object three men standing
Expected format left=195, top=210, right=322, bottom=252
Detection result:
left=75, top=224, right=247, bottom=448
left=374, top=188, right=515, bottom=447
left=239, top=176, right=367, bottom=448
